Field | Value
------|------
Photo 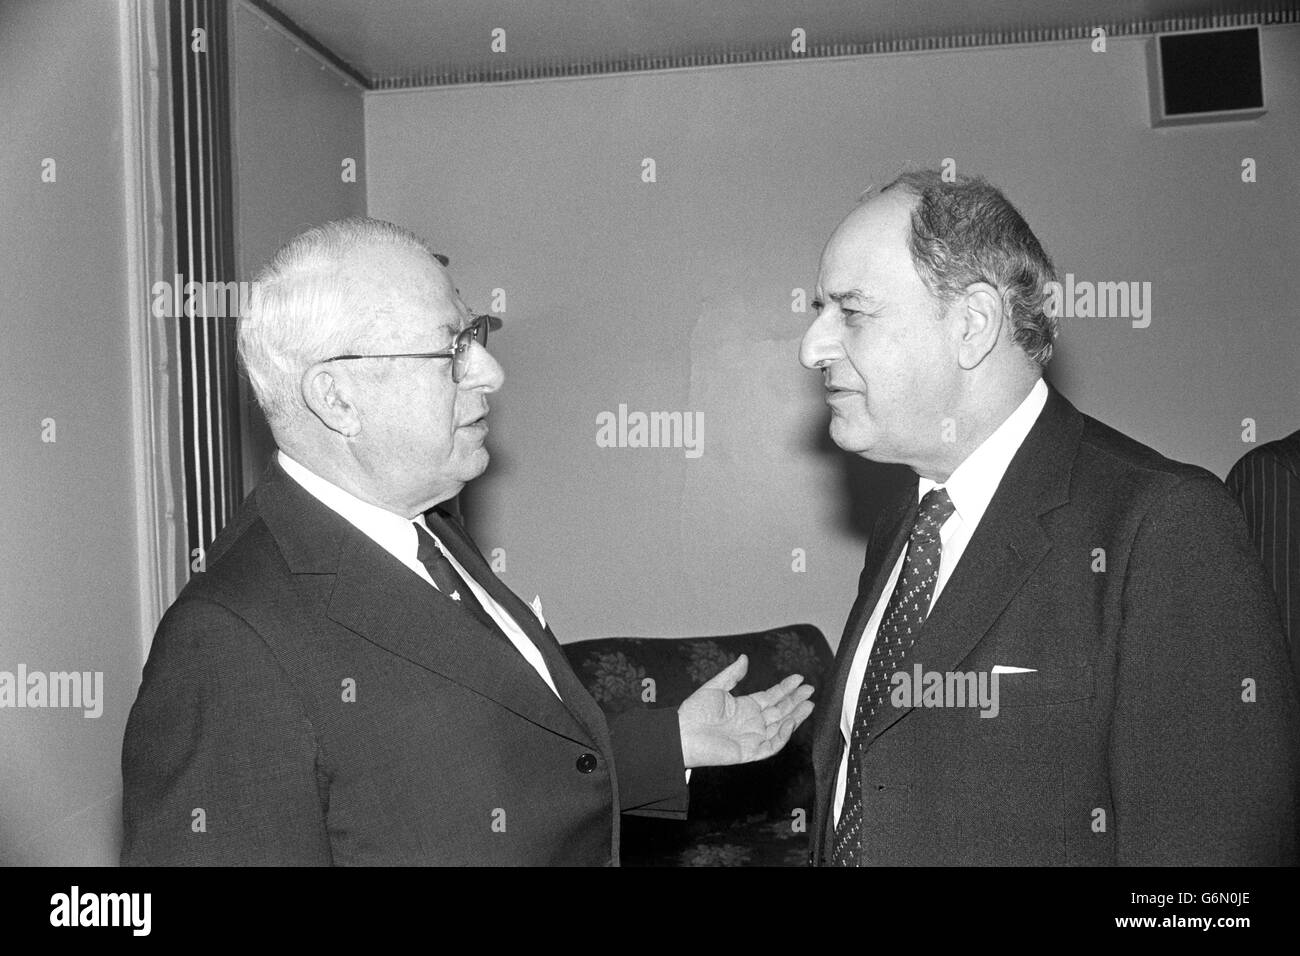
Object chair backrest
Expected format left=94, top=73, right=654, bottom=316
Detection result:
left=562, top=623, right=832, bottom=822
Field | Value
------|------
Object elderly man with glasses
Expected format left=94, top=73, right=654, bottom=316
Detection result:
left=121, top=218, right=813, bottom=866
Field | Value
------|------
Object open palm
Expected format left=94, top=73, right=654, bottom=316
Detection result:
left=677, top=654, right=816, bottom=768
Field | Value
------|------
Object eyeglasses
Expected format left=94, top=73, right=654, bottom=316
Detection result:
left=321, top=313, right=502, bottom=383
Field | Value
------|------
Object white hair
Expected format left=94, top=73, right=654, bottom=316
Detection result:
left=238, top=217, right=440, bottom=426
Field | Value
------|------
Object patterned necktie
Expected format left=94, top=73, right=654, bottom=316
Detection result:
left=413, top=522, right=498, bottom=632
left=831, top=487, right=956, bottom=866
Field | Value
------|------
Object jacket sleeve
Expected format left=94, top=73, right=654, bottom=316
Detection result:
left=1109, top=474, right=1300, bottom=864
left=121, top=598, right=332, bottom=865
left=607, top=706, right=689, bottom=819
left=1225, top=444, right=1300, bottom=687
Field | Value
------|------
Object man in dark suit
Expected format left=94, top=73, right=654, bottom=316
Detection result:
left=799, top=170, right=1298, bottom=865
left=1227, top=429, right=1300, bottom=685
left=121, top=218, right=813, bottom=865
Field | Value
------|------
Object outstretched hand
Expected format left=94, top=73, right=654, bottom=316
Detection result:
left=677, top=654, right=816, bottom=769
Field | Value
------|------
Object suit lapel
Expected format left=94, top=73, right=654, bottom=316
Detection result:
left=860, top=386, right=1081, bottom=744
left=811, top=385, right=1085, bottom=859
left=811, top=486, right=915, bottom=849
left=425, top=507, right=611, bottom=747
left=814, top=491, right=915, bottom=768
left=829, top=494, right=917, bottom=709
left=256, top=460, right=597, bottom=747
left=861, top=495, right=1054, bottom=743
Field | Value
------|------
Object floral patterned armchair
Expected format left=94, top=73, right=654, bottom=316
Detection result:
left=561, top=624, right=832, bottom=866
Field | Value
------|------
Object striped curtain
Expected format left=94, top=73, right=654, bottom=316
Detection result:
left=169, top=0, right=243, bottom=567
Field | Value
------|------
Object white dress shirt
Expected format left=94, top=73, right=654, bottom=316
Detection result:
left=277, top=451, right=560, bottom=698
left=832, top=378, right=1049, bottom=824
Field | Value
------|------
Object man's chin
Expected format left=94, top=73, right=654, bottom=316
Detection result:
left=828, top=418, right=874, bottom=457
left=831, top=430, right=906, bottom=467
left=458, top=446, right=491, bottom=481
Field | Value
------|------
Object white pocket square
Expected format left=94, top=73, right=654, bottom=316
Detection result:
left=991, top=665, right=1037, bottom=674
left=530, top=595, right=546, bottom=628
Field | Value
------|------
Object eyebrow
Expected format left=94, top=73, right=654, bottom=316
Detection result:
left=827, top=289, right=880, bottom=305
left=437, top=322, right=460, bottom=338
left=812, top=289, right=882, bottom=310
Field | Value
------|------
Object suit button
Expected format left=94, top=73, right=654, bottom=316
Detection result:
left=576, top=753, right=597, bottom=773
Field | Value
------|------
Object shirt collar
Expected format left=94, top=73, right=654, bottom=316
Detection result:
left=917, top=377, right=1049, bottom=527
left=277, top=450, right=424, bottom=563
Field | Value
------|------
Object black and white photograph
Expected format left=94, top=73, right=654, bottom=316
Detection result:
left=2, top=0, right=1298, bottom=935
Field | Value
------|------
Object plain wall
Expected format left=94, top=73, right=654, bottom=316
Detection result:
left=231, top=0, right=367, bottom=486
left=365, top=26, right=1300, bottom=649
left=0, top=0, right=143, bottom=865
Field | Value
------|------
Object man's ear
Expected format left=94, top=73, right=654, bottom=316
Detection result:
left=955, top=282, right=1004, bottom=370
left=301, top=363, right=363, bottom=437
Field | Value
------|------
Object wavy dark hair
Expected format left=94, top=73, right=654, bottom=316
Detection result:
left=881, top=170, right=1059, bottom=369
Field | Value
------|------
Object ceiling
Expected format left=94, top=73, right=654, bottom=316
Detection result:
left=255, top=0, right=1297, bottom=87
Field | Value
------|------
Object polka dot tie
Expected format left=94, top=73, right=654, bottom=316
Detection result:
left=831, top=487, right=955, bottom=866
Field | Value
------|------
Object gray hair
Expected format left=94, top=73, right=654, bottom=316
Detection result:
left=880, top=170, right=1059, bottom=369
left=238, top=218, right=440, bottom=426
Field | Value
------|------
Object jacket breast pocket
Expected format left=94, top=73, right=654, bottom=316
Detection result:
left=990, top=664, right=1095, bottom=708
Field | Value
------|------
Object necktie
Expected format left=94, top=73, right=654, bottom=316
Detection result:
left=413, top=522, right=498, bottom=632
left=831, top=487, right=956, bottom=866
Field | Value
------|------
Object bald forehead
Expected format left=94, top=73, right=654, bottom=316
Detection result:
left=818, top=190, right=921, bottom=295
left=342, top=243, right=464, bottom=339
left=343, top=243, right=451, bottom=298
left=826, top=191, right=914, bottom=262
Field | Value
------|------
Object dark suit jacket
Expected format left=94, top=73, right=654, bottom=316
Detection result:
left=1226, top=429, right=1300, bottom=685
left=121, top=461, right=687, bottom=865
left=811, top=386, right=1300, bottom=865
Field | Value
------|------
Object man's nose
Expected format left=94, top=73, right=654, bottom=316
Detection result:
left=461, top=342, right=505, bottom=392
left=799, top=312, right=843, bottom=370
